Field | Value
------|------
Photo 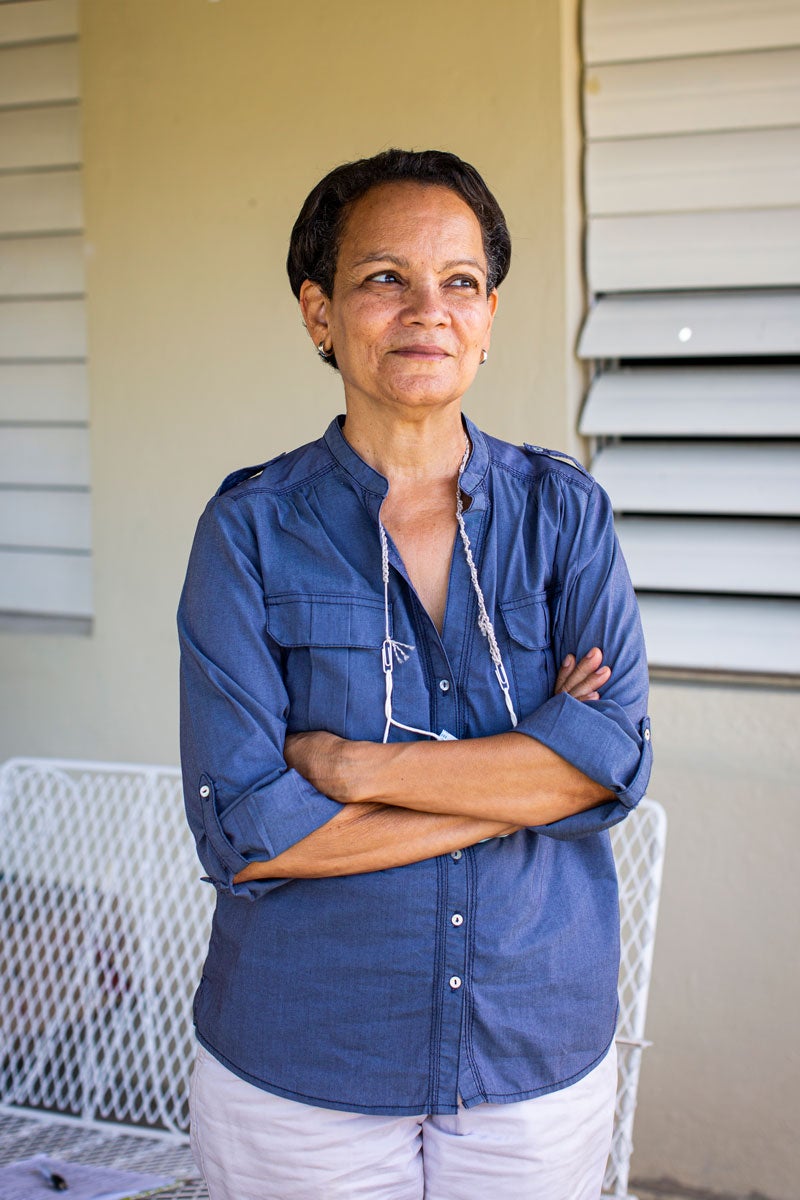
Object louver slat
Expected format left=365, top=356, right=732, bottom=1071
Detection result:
left=0, top=0, right=78, bottom=45
left=583, top=0, right=800, bottom=64
left=587, top=208, right=800, bottom=292
left=0, top=236, right=84, bottom=297
left=637, top=593, right=800, bottom=675
left=0, top=427, right=90, bottom=488
left=583, top=49, right=800, bottom=140
left=0, top=363, right=88, bottom=422
left=579, top=369, right=800, bottom=437
left=0, top=106, right=80, bottom=171
left=0, top=42, right=79, bottom=106
left=586, top=129, right=800, bottom=216
left=0, top=491, right=91, bottom=551
left=0, top=549, right=91, bottom=618
left=616, top=517, right=800, bottom=595
left=591, top=442, right=800, bottom=516
left=0, top=299, right=87, bottom=359
left=577, top=292, right=800, bottom=359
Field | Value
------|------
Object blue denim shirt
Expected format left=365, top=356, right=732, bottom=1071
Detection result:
left=178, top=415, right=652, bottom=1115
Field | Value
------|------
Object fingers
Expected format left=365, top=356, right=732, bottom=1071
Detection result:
left=555, top=647, right=611, bottom=701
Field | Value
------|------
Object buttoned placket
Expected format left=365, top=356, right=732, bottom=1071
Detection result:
left=376, top=508, right=470, bottom=1109
left=345, top=421, right=496, bottom=1110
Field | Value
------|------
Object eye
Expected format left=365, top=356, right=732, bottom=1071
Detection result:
left=448, top=275, right=480, bottom=291
left=366, top=270, right=403, bottom=285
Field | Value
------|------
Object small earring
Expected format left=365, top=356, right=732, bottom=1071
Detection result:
left=318, top=340, right=333, bottom=360
left=480, top=349, right=488, bottom=365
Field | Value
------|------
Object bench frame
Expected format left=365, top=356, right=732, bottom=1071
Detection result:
left=0, top=757, right=666, bottom=1199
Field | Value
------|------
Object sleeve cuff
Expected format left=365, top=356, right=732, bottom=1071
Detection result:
left=514, top=692, right=652, bottom=837
left=194, top=768, right=343, bottom=898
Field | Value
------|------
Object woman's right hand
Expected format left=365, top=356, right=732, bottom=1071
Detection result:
left=555, top=647, right=611, bottom=701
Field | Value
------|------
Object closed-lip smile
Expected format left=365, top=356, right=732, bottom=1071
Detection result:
left=391, top=344, right=451, bottom=358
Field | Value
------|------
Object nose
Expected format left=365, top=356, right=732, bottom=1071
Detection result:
left=401, top=279, right=449, bottom=326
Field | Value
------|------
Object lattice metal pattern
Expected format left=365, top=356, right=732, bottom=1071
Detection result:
left=604, top=798, right=668, bottom=1200
left=0, top=759, right=213, bottom=1135
left=1, top=759, right=665, bottom=1200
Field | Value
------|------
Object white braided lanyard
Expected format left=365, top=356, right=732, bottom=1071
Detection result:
left=380, top=436, right=518, bottom=743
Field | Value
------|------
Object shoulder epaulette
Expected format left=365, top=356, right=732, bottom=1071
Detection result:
left=216, top=453, right=286, bottom=496
left=523, top=443, right=592, bottom=480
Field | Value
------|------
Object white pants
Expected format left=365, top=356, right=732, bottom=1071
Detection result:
left=189, top=1042, right=617, bottom=1200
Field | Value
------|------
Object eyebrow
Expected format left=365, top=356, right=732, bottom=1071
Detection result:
left=350, top=253, right=487, bottom=276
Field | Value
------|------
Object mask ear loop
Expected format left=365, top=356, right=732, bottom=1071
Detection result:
left=455, top=446, right=518, bottom=728
left=379, top=435, right=518, bottom=742
left=380, top=523, right=442, bottom=744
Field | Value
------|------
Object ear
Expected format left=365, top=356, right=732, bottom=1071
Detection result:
left=483, top=288, right=499, bottom=350
left=299, top=280, right=331, bottom=351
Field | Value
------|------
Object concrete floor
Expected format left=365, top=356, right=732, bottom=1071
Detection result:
left=630, top=1185, right=772, bottom=1200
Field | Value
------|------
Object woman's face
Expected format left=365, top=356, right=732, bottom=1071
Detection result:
left=301, top=182, right=498, bottom=418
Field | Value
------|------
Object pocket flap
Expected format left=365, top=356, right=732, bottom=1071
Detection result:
left=265, top=594, right=386, bottom=649
left=499, top=594, right=550, bottom=650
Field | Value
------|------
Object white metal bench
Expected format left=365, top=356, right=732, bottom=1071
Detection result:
left=0, top=757, right=665, bottom=1199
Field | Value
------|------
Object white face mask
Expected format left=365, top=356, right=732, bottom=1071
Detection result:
left=379, top=439, right=518, bottom=744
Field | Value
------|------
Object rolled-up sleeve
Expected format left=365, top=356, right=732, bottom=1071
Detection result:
left=515, top=476, right=652, bottom=838
left=178, top=494, right=343, bottom=897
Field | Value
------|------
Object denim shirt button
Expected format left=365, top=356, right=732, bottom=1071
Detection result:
left=449, top=976, right=462, bottom=990
left=199, top=785, right=211, bottom=799
left=451, top=913, right=464, bottom=927
left=450, top=850, right=463, bottom=861
left=644, top=728, right=651, bottom=741
left=438, top=679, right=451, bottom=693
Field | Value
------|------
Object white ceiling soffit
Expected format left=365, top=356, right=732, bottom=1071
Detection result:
left=579, top=368, right=800, bottom=437
left=591, top=442, right=800, bottom=516
left=585, top=129, right=800, bottom=216
left=637, top=593, right=800, bottom=675
left=587, top=208, right=800, bottom=291
left=577, top=292, right=800, bottom=358
left=616, top=516, right=800, bottom=595
left=583, top=49, right=800, bottom=140
left=583, top=0, right=800, bottom=64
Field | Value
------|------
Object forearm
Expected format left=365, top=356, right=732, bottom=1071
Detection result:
left=232, top=802, right=520, bottom=883
left=288, top=730, right=613, bottom=827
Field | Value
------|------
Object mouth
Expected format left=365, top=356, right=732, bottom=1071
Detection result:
left=391, top=345, right=451, bottom=360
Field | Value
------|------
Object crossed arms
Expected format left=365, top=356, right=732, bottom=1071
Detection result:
left=233, top=649, right=613, bottom=883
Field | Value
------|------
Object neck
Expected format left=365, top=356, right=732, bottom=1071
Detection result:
left=342, top=405, right=468, bottom=486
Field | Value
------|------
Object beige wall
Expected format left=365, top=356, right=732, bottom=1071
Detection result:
left=0, top=0, right=580, bottom=765
left=638, top=681, right=798, bottom=1199
left=0, top=1, right=797, bottom=1195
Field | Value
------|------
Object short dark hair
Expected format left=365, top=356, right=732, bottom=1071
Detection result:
left=287, top=149, right=511, bottom=369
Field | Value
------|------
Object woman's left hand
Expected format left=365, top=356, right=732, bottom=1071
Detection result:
left=554, top=647, right=611, bottom=701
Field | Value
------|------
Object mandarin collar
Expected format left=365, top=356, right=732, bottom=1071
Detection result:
left=323, top=414, right=490, bottom=503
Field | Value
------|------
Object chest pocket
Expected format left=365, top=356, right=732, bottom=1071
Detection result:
left=265, top=594, right=387, bottom=739
left=499, top=592, right=555, bottom=716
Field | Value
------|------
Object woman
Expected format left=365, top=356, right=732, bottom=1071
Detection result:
left=178, top=149, right=652, bottom=1200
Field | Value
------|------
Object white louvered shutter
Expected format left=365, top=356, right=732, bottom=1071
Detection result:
left=578, top=0, right=800, bottom=677
left=0, top=0, right=92, bottom=624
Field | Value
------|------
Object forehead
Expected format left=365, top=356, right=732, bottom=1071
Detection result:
left=337, top=182, right=486, bottom=264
